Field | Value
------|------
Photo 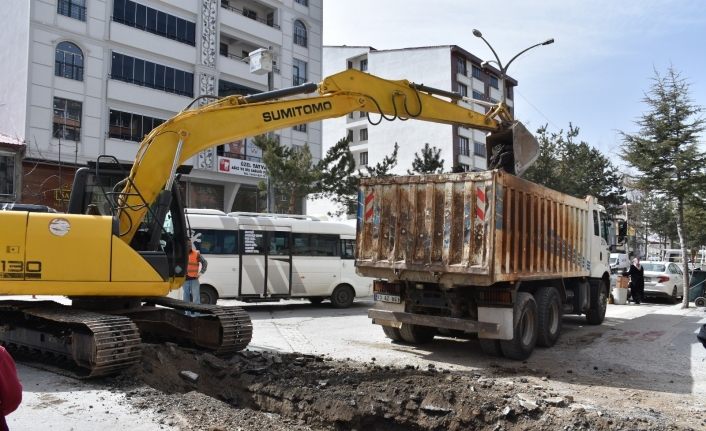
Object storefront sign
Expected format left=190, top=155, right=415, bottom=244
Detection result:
left=217, top=156, right=267, bottom=178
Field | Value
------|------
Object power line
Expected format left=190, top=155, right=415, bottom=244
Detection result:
left=514, top=88, right=561, bottom=131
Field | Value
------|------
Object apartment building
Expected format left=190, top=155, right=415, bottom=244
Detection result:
left=0, top=0, right=322, bottom=212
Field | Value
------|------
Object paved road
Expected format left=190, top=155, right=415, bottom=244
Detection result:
left=6, top=296, right=706, bottom=429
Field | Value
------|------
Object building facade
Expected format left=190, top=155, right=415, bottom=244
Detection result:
left=307, top=45, right=516, bottom=218
left=0, top=0, right=322, bottom=212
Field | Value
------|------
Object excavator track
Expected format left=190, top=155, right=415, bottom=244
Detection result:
left=0, top=298, right=252, bottom=378
left=119, top=297, right=252, bottom=357
left=0, top=300, right=142, bottom=378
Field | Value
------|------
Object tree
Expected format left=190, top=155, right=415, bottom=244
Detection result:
left=316, top=136, right=358, bottom=216
left=523, top=124, right=627, bottom=215
left=254, top=135, right=322, bottom=214
left=316, top=140, right=399, bottom=217
left=621, top=67, right=706, bottom=308
left=407, top=143, right=444, bottom=174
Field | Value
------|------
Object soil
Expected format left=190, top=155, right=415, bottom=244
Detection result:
left=106, top=343, right=699, bottom=431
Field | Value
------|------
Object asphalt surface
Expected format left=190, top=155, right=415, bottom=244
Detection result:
left=6, top=295, right=706, bottom=430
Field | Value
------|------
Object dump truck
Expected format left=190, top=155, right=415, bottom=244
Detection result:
left=357, top=169, right=611, bottom=359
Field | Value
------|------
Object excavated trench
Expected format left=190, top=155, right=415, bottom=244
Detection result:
left=119, top=344, right=648, bottom=431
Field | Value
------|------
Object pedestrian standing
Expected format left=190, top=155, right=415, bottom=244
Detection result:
left=183, top=239, right=208, bottom=309
left=623, top=257, right=645, bottom=304
left=0, top=346, right=22, bottom=431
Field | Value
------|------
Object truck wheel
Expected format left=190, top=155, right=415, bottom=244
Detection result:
left=586, top=280, right=608, bottom=325
left=382, top=325, right=403, bottom=341
left=479, top=338, right=503, bottom=357
left=535, top=287, right=562, bottom=347
left=695, top=297, right=706, bottom=307
left=199, top=285, right=218, bottom=305
left=399, top=323, right=436, bottom=344
left=500, top=292, right=538, bottom=360
left=330, top=285, right=355, bottom=308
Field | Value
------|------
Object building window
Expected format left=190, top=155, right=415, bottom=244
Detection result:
left=347, top=60, right=353, bottom=69
left=53, top=97, right=82, bottom=141
left=459, top=136, right=470, bottom=156
left=359, top=151, right=368, bottom=166
left=346, top=129, right=353, bottom=142
left=360, top=59, right=368, bottom=72
left=111, top=52, right=194, bottom=97
left=457, top=83, right=467, bottom=97
left=292, top=58, right=307, bottom=85
left=295, top=0, right=308, bottom=5
left=472, top=90, right=485, bottom=101
left=55, top=41, right=84, bottom=81
left=472, top=65, right=482, bottom=79
left=460, top=163, right=470, bottom=172
left=359, top=111, right=366, bottom=118
left=293, top=124, right=307, bottom=133
left=359, top=128, right=368, bottom=141
left=456, top=57, right=467, bottom=75
left=490, top=76, right=499, bottom=89
left=109, top=109, right=165, bottom=142
left=58, top=0, right=86, bottom=21
left=219, top=79, right=259, bottom=97
left=293, top=20, right=307, bottom=47
left=112, top=0, right=196, bottom=46
left=0, top=152, right=15, bottom=198
left=474, top=141, right=486, bottom=157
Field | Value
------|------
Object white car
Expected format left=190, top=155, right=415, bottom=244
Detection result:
left=641, top=261, right=684, bottom=302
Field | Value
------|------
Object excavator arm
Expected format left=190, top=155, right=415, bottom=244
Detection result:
left=116, top=68, right=537, bottom=244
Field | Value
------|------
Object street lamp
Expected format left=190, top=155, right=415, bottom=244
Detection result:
left=472, top=29, right=554, bottom=106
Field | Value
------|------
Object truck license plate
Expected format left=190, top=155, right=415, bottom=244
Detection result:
left=375, top=293, right=401, bottom=303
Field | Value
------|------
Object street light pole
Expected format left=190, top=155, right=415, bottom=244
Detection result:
left=472, top=29, right=554, bottom=106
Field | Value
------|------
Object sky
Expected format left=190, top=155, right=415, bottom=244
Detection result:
left=322, top=0, right=706, bottom=165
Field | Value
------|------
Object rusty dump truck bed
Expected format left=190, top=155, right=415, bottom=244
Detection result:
left=355, top=170, right=592, bottom=287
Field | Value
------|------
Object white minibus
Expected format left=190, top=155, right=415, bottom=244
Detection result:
left=182, top=210, right=373, bottom=307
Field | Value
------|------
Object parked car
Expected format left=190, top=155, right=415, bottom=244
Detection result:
left=609, top=253, right=630, bottom=273
left=641, top=261, right=684, bottom=303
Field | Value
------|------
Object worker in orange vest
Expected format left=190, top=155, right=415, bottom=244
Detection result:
left=183, top=239, right=208, bottom=310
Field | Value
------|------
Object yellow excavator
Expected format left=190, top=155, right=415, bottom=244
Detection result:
left=0, top=69, right=538, bottom=377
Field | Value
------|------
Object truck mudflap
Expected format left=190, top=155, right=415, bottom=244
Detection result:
left=368, top=309, right=499, bottom=336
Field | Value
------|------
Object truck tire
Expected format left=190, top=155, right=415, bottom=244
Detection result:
left=199, top=285, right=218, bottom=305
left=500, top=292, right=538, bottom=360
left=399, top=323, right=436, bottom=344
left=535, top=286, right=562, bottom=347
left=479, top=338, right=503, bottom=357
left=382, top=325, right=403, bottom=341
left=330, top=284, right=355, bottom=308
left=586, top=280, right=608, bottom=325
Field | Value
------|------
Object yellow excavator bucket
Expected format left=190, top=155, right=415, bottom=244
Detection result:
left=485, top=121, right=539, bottom=176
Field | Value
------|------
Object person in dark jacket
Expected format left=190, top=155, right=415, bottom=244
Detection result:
left=0, top=346, right=22, bottom=431
left=623, top=257, right=645, bottom=304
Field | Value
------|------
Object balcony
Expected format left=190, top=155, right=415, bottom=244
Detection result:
left=220, top=0, right=281, bottom=45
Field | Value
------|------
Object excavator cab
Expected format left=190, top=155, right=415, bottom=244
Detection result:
left=68, top=160, right=190, bottom=282
left=485, top=121, right=539, bottom=176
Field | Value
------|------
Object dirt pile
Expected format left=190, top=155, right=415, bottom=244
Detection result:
left=112, top=344, right=691, bottom=431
